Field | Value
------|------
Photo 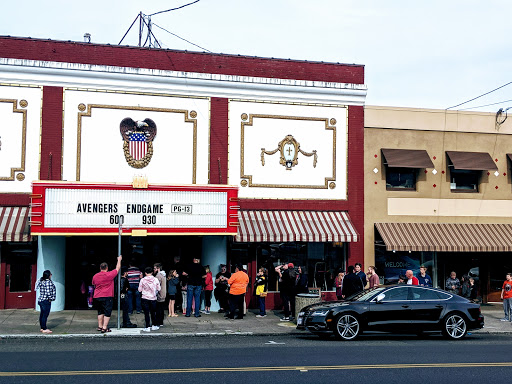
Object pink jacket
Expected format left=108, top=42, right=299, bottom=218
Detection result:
left=204, top=272, right=213, bottom=291
left=138, top=275, right=161, bottom=301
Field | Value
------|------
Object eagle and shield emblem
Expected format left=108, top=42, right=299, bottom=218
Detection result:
left=120, top=118, right=157, bottom=169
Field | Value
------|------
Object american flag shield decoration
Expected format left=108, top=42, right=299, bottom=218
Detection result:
left=129, top=133, right=147, bottom=160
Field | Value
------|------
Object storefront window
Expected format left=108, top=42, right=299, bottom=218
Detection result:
left=231, top=242, right=346, bottom=292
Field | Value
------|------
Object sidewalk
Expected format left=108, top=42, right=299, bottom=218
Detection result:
left=0, top=304, right=510, bottom=338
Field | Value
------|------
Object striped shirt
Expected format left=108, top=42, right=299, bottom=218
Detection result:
left=35, top=279, right=56, bottom=302
left=127, top=267, right=142, bottom=288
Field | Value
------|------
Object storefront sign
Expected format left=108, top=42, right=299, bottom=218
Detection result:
left=30, top=182, right=239, bottom=236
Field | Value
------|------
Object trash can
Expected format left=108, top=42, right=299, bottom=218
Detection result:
left=295, top=292, right=321, bottom=320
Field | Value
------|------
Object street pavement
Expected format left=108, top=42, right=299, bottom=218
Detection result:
left=0, top=303, right=510, bottom=338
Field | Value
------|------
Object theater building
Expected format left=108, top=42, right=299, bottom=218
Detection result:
left=365, top=106, right=512, bottom=302
left=0, top=36, right=366, bottom=310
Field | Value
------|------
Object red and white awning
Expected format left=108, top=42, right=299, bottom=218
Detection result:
left=236, top=210, right=359, bottom=243
left=0, top=206, right=31, bottom=242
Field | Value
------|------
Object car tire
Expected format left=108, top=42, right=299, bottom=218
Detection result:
left=442, top=313, right=467, bottom=339
left=334, top=313, right=360, bottom=340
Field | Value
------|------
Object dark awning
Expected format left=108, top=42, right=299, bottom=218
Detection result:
left=381, top=149, right=434, bottom=168
left=375, top=222, right=512, bottom=252
left=446, top=151, right=497, bottom=171
left=0, top=206, right=31, bottom=242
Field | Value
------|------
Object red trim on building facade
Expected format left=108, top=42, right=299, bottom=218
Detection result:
left=209, top=98, right=229, bottom=184
left=0, top=37, right=364, bottom=84
left=40, top=86, right=63, bottom=181
left=0, top=194, right=30, bottom=206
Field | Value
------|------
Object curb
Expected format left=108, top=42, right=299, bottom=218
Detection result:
left=0, top=331, right=305, bottom=339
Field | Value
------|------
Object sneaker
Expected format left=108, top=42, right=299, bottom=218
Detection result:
left=195, top=314, right=202, bottom=318
left=280, top=317, right=290, bottom=322
left=205, top=310, right=211, bottom=315
left=142, top=327, right=151, bottom=332
left=151, top=325, right=160, bottom=331
left=256, top=314, right=267, bottom=318
left=500, top=318, right=509, bottom=321
left=136, top=311, right=141, bottom=314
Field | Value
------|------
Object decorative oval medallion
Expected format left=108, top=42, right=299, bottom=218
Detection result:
left=16, top=173, right=25, bottom=181
left=240, top=179, right=248, bottom=187
left=330, top=118, right=337, bottom=125
left=329, top=182, right=336, bottom=189
left=190, top=110, right=197, bottom=118
left=241, top=113, right=248, bottom=121
left=78, top=103, right=86, bottom=112
left=19, top=100, right=28, bottom=108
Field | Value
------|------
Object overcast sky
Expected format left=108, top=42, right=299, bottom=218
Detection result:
left=1, top=0, right=511, bottom=112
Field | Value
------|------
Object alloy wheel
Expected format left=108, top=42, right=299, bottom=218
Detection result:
left=444, top=314, right=467, bottom=339
left=335, top=314, right=360, bottom=340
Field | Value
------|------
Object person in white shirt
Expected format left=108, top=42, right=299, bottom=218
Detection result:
left=138, top=266, right=161, bottom=331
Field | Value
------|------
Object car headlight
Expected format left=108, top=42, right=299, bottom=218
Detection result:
left=311, top=310, right=330, bottom=316
left=298, top=312, right=305, bottom=317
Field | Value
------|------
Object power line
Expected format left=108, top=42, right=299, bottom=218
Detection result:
left=153, top=23, right=211, bottom=52
left=446, top=81, right=512, bottom=110
left=149, top=0, right=201, bottom=17
left=458, top=98, right=512, bottom=111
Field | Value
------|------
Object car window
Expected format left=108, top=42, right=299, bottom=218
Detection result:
left=381, top=287, right=409, bottom=301
left=435, top=291, right=451, bottom=300
left=410, top=287, right=439, bottom=300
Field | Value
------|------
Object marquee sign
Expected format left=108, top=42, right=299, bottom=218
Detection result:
left=30, top=181, right=239, bottom=236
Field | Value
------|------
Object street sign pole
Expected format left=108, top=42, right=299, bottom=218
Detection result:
left=117, top=219, right=122, bottom=330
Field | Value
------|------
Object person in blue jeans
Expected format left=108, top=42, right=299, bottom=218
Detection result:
left=35, top=270, right=56, bottom=334
left=183, top=257, right=206, bottom=318
left=255, top=267, right=268, bottom=318
left=126, top=261, right=142, bottom=314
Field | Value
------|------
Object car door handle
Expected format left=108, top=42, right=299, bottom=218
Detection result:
left=435, top=305, right=443, bottom=308
left=402, top=305, right=409, bottom=308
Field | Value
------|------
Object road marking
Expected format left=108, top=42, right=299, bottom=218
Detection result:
left=265, top=341, right=285, bottom=345
left=2, top=362, right=512, bottom=376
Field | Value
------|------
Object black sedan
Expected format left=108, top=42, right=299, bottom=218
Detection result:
left=296, top=285, right=484, bottom=340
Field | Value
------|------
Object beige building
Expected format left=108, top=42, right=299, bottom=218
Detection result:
left=365, top=106, right=512, bottom=302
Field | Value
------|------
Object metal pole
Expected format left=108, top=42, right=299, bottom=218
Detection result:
left=117, top=219, right=122, bottom=330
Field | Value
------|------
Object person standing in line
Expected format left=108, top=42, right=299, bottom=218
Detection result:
left=367, top=266, right=379, bottom=288
left=126, top=259, right=142, bottom=314
left=167, top=269, right=180, bottom=317
left=92, top=255, right=122, bottom=333
left=214, top=264, right=231, bottom=314
left=153, top=263, right=166, bottom=327
left=335, top=270, right=344, bottom=300
left=119, top=267, right=136, bottom=328
left=170, top=256, right=184, bottom=313
left=406, top=270, right=419, bottom=285
left=276, top=263, right=296, bottom=321
left=202, top=265, right=213, bottom=315
left=354, top=263, right=367, bottom=291
left=342, top=266, right=362, bottom=298
left=295, top=266, right=309, bottom=295
left=500, top=273, right=512, bottom=321
left=138, top=266, right=161, bottom=332
left=35, top=270, right=56, bottom=334
left=183, top=257, right=206, bottom=318
left=461, top=275, right=472, bottom=299
left=227, top=264, right=249, bottom=320
left=417, top=265, right=433, bottom=287
left=445, top=271, right=460, bottom=294
left=255, top=267, right=268, bottom=318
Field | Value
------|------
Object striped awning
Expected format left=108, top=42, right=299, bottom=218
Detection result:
left=236, top=210, right=359, bottom=243
left=0, top=206, right=31, bottom=242
left=375, top=222, right=512, bottom=252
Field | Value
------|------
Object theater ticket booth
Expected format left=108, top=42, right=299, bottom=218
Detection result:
left=30, top=181, right=239, bottom=311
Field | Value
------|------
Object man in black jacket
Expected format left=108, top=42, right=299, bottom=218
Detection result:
left=342, top=266, right=364, bottom=298
left=119, top=267, right=137, bottom=328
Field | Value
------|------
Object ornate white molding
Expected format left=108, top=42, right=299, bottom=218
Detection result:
left=0, top=58, right=367, bottom=105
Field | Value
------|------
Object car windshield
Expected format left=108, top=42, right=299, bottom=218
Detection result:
left=346, top=286, right=387, bottom=302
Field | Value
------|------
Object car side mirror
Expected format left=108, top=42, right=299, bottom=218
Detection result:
left=376, top=293, right=385, bottom=303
